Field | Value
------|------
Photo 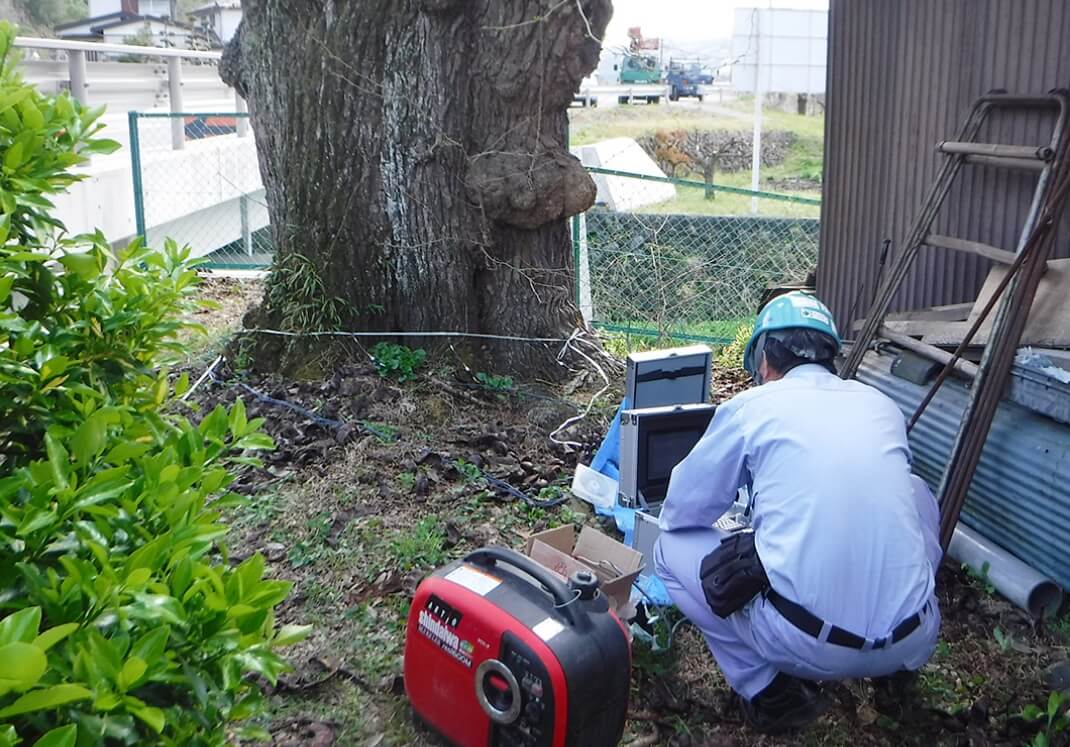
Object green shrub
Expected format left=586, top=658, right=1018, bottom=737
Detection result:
left=0, top=21, right=303, bottom=745
left=370, top=342, right=426, bottom=382
left=716, top=322, right=754, bottom=370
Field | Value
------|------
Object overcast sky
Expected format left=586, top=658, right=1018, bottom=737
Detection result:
left=601, top=0, right=829, bottom=47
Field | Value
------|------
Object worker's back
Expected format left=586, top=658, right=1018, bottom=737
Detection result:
left=728, top=365, right=934, bottom=635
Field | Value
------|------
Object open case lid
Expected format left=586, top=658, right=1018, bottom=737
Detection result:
left=626, top=345, right=712, bottom=409
left=622, top=403, right=717, bottom=505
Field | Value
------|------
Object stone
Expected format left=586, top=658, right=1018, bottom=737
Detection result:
left=1044, top=660, right=1070, bottom=694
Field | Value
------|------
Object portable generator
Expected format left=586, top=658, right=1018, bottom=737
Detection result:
left=403, top=547, right=631, bottom=747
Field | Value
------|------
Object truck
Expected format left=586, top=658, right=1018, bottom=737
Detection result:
left=615, top=27, right=664, bottom=105
left=666, top=58, right=714, bottom=101
left=616, top=53, right=663, bottom=104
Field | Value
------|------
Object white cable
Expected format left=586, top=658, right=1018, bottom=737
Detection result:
left=182, top=354, right=223, bottom=401
left=238, top=328, right=568, bottom=343
left=549, top=330, right=612, bottom=448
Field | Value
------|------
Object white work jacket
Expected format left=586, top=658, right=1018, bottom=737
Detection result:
left=660, top=364, right=939, bottom=637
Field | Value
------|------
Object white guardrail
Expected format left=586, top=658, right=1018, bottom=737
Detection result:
left=14, top=36, right=239, bottom=150
left=573, top=82, right=733, bottom=106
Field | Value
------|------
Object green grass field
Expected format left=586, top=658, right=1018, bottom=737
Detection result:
left=638, top=178, right=821, bottom=219
left=568, top=97, right=825, bottom=217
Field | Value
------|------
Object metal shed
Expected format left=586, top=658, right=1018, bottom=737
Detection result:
left=817, top=0, right=1070, bottom=332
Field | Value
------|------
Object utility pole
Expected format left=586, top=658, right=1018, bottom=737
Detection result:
left=750, top=8, right=764, bottom=214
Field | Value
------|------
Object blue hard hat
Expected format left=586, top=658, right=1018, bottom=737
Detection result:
left=743, top=291, right=841, bottom=375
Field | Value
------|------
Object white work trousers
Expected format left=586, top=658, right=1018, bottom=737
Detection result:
left=654, top=529, right=941, bottom=700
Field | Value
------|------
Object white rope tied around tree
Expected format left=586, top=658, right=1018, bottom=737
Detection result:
left=187, top=326, right=621, bottom=450
left=548, top=328, right=615, bottom=448
left=237, top=328, right=569, bottom=343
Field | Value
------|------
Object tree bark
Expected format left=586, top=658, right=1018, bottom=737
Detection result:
left=221, top=0, right=610, bottom=376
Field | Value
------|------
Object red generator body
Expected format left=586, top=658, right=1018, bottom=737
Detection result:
left=403, top=547, right=631, bottom=747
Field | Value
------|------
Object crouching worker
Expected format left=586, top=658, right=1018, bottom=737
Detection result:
left=654, top=292, right=942, bottom=734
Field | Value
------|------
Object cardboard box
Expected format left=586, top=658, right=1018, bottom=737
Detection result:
left=524, top=525, right=643, bottom=616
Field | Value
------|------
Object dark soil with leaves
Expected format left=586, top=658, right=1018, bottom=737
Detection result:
left=185, top=278, right=1070, bottom=747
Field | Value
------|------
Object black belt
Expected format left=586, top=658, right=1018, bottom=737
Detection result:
left=766, top=589, right=925, bottom=651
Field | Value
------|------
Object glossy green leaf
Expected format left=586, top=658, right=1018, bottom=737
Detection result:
left=0, top=642, right=46, bottom=691
left=0, top=684, right=93, bottom=718
left=58, top=252, right=100, bottom=281
left=118, top=656, right=146, bottom=691
left=32, top=724, right=77, bottom=747
left=71, top=413, right=108, bottom=464
left=43, top=434, right=70, bottom=490
left=80, top=138, right=120, bottom=156
left=3, top=141, right=23, bottom=170
left=0, top=607, right=41, bottom=645
left=127, top=702, right=165, bottom=733
left=273, top=624, right=313, bottom=647
left=32, top=623, right=79, bottom=653
left=130, top=627, right=169, bottom=668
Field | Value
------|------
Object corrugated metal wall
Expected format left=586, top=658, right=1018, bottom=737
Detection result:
left=859, top=351, right=1070, bottom=591
left=819, top=0, right=1070, bottom=331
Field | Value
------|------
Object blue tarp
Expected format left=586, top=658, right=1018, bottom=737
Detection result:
left=590, top=399, right=674, bottom=606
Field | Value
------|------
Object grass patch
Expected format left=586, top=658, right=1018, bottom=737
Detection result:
left=637, top=178, right=821, bottom=218
left=569, top=104, right=752, bottom=146
left=390, top=518, right=448, bottom=571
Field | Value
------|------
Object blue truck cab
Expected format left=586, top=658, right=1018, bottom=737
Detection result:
left=666, top=59, right=713, bottom=101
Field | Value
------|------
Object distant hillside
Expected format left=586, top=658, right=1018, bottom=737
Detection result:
left=1, top=0, right=88, bottom=36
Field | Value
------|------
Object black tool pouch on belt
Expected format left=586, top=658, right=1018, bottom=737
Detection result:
left=699, top=531, right=769, bottom=618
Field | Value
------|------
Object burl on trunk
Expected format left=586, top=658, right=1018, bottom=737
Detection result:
left=221, top=0, right=611, bottom=376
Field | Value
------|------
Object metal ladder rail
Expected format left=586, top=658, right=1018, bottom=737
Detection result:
left=840, top=92, right=1065, bottom=378
left=935, top=91, right=1070, bottom=545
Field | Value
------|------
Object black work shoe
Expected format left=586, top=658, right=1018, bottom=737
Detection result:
left=872, top=670, right=919, bottom=715
left=740, top=675, right=831, bottom=735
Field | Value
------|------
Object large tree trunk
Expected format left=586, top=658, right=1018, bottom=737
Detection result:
left=221, top=0, right=611, bottom=376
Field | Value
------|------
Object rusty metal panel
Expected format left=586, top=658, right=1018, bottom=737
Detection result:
left=819, top=0, right=1070, bottom=333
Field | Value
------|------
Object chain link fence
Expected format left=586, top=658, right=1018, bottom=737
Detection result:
left=128, top=111, right=821, bottom=337
left=129, top=111, right=272, bottom=269
left=572, top=165, right=821, bottom=346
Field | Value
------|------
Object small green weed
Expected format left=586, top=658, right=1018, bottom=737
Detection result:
left=453, top=458, right=483, bottom=482
left=397, top=471, right=417, bottom=491
left=391, top=518, right=448, bottom=571
left=1048, top=613, right=1070, bottom=645
left=361, top=421, right=399, bottom=443
left=371, top=342, right=427, bottom=382
left=288, top=513, right=333, bottom=568
left=965, top=561, right=996, bottom=595
left=994, top=626, right=1015, bottom=653
left=1022, top=691, right=1070, bottom=747
left=267, top=252, right=348, bottom=332
left=476, top=372, right=515, bottom=393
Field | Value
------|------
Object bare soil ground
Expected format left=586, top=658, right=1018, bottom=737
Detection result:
left=185, top=277, right=1070, bottom=747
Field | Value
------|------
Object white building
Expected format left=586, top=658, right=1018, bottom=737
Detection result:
left=730, top=7, right=827, bottom=94
left=88, top=0, right=172, bottom=17
left=56, top=1, right=197, bottom=50
left=188, top=2, right=243, bottom=45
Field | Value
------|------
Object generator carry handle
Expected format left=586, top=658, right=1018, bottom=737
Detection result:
left=464, top=547, right=590, bottom=628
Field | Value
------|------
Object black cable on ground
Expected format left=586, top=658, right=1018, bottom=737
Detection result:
left=481, top=472, right=569, bottom=508
left=205, top=368, right=570, bottom=511
left=208, top=370, right=345, bottom=431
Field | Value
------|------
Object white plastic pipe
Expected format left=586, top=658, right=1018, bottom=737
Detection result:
left=948, top=524, right=1063, bottom=619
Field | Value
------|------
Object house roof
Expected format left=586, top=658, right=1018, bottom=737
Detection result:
left=94, top=15, right=196, bottom=33
left=57, top=11, right=196, bottom=36
left=188, top=1, right=242, bottom=15
left=54, top=11, right=125, bottom=32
